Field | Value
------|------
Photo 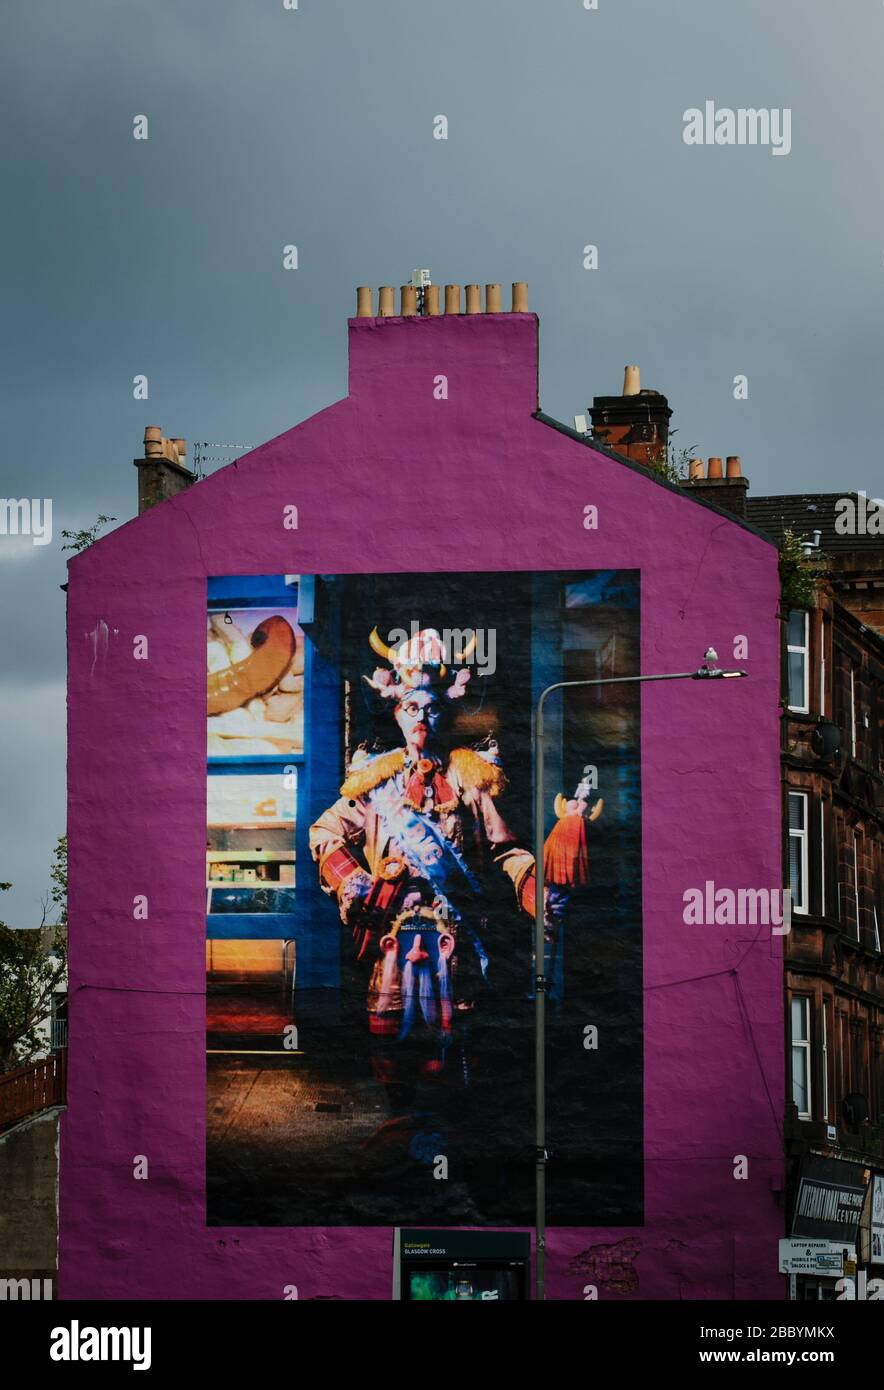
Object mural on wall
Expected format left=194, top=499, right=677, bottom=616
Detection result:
left=206, top=571, right=642, bottom=1228
left=207, top=605, right=304, bottom=756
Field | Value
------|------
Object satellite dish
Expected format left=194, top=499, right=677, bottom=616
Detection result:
left=811, top=720, right=843, bottom=764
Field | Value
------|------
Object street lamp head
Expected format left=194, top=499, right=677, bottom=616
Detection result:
left=693, top=648, right=747, bottom=680
left=692, top=666, right=748, bottom=679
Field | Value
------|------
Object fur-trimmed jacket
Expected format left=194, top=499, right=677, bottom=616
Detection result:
left=309, top=745, right=534, bottom=920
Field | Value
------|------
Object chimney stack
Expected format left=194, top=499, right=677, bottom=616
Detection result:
left=588, top=365, right=672, bottom=470
left=353, top=278, right=529, bottom=318
left=134, top=427, right=195, bottom=514
left=679, top=455, right=749, bottom=519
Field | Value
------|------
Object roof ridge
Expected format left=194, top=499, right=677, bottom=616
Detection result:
left=533, top=410, right=776, bottom=545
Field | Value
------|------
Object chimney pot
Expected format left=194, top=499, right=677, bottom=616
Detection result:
left=623, top=365, right=640, bottom=396
left=465, top=284, right=481, bottom=315
left=512, top=281, right=528, bottom=312
left=444, top=284, right=461, bottom=314
left=485, top=283, right=502, bottom=313
left=424, top=284, right=441, bottom=316
left=378, top=286, right=395, bottom=317
left=589, top=371, right=671, bottom=467
left=400, top=285, right=417, bottom=316
left=356, top=286, right=373, bottom=317
left=135, top=426, right=195, bottom=513
left=679, top=457, right=749, bottom=519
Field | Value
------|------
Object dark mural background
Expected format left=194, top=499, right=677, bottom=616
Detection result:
left=207, top=570, right=641, bottom=1227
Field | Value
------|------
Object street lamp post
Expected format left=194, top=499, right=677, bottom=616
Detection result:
left=532, top=651, right=746, bottom=1301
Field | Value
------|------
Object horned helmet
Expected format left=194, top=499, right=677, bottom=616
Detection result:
left=364, top=626, right=476, bottom=703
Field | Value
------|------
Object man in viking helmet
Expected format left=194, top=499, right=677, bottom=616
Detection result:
left=309, top=626, right=595, bottom=1123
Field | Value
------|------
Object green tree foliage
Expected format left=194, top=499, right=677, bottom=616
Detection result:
left=779, top=526, right=830, bottom=610
left=591, top=425, right=695, bottom=486
left=49, top=834, right=68, bottom=928
left=0, top=838, right=68, bottom=1072
left=652, top=441, right=695, bottom=487
left=61, top=514, right=116, bottom=553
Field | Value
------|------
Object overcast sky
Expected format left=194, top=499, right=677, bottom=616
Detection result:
left=1, top=0, right=881, bottom=925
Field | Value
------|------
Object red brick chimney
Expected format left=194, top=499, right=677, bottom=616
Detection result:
left=680, top=455, right=749, bottom=519
left=588, top=366, right=672, bottom=469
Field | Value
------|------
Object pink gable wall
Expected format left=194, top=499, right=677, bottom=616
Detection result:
left=62, top=312, right=784, bottom=1299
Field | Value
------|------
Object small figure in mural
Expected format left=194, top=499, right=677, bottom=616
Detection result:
left=309, top=626, right=600, bottom=1150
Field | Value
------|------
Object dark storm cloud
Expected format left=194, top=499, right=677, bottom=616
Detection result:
left=0, top=0, right=880, bottom=922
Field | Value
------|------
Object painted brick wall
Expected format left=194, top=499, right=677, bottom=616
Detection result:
left=62, top=312, right=784, bottom=1299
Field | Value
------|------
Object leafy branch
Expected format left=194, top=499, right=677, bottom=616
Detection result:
left=649, top=437, right=696, bottom=486
left=779, top=526, right=830, bottom=610
left=61, top=514, right=117, bottom=553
